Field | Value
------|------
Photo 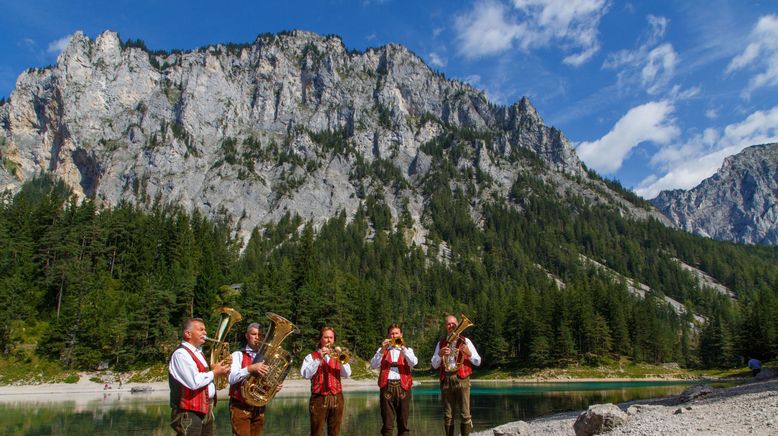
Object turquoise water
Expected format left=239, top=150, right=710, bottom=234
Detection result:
left=0, top=381, right=712, bottom=435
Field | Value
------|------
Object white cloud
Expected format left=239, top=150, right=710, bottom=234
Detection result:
left=47, top=34, right=74, bottom=54
left=455, top=0, right=609, bottom=65
left=641, top=43, right=677, bottom=94
left=576, top=100, right=679, bottom=174
left=455, top=1, right=522, bottom=59
left=428, top=52, right=447, bottom=68
left=646, top=15, right=668, bottom=44
left=726, top=14, right=778, bottom=98
left=603, top=16, right=678, bottom=95
left=636, top=105, right=778, bottom=198
left=705, top=108, right=718, bottom=120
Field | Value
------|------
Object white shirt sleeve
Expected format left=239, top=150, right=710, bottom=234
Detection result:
left=341, top=362, right=352, bottom=378
left=431, top=342, right=442, bottom=369
left=169, top=347, right=215, bottom=395
left=370, top=347, right=384, bottom=369
left=465, top=338, right=481, bottom=367
left=228, top=350, right=249, bottom=385
left=300, top=353, right=320, bottom=379
left=402, top=347, right=418, bottom=368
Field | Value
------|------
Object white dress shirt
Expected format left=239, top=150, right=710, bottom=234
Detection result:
left=300, top=353, right=352, bottom=379
left=430, top=337, right=481, bottom=369
left=169, top=341, right=216, bottom=398
left=370, top=346, right=418, bottom=380
left=228, top=345, right=258, bottom=386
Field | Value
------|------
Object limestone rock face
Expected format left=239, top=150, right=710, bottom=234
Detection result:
left=653, top=143, right=778, bottom=245
left=0, top=30, right=665, bottom=244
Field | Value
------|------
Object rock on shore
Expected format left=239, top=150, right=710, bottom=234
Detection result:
left=476, top=378, right=778, bottom=436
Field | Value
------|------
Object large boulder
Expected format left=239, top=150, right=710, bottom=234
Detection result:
left=493, top=421, right=531, bottom=436
left=573, top=403, right=628, bottom=436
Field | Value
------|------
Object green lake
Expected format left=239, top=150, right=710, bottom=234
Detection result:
left=0, top=380, right=716, bottom=435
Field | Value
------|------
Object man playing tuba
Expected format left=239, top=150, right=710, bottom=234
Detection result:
left=228, top=322, right=281, bottom=436
left=301, top=326, right=352, bottom=436
left=169, top=317, right=231, bottom=436
left=370, top=323, right=418, bottom=436
left=431, top=314, right=481, bottom=436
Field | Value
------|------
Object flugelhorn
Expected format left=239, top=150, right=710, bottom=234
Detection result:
left=444, top=313, right=474, bottom=372
left=327, top=345, right=351, bottom=365
left=207, top=306, right=242, bottom=390
left=383, top=337, right=405, bottom=349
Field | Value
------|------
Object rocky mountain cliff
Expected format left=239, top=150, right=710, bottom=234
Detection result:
left=0, top=30, right=666, bottom=245
left=652, top=143, right=778, bottom=245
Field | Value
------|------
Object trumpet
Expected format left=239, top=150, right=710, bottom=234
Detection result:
left=383, top=337, right=405, bottom=349
left=325, top=345, right=351, bottom=365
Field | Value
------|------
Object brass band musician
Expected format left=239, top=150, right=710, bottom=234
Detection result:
left=301, top=326, right=352, bottom=436
left=169, top=317, right=231, bottom=436
left=370, top=323, right=418, bottom=436
left=228, top=322, right=279, bottom=436
left=431, top=315, right=481, bottom=436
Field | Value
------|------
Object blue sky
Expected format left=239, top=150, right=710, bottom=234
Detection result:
left=1, top=0, right=777, bottom=198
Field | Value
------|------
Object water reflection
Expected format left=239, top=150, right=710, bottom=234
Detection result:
left=0, top=381, right=713, bottom=435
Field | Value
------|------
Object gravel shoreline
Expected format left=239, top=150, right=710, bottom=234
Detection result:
left=475, top=377, right=778, bottom=435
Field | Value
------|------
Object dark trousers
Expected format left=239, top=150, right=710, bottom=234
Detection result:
left=171, top=405, right=214, bottom=436
left=441, top=374, right=472, bottom=436
left=309, top=392, right=344, bottom=436
left=380, top=380, right=411, bottom=436
left=230, top=400, right=266, bottom=436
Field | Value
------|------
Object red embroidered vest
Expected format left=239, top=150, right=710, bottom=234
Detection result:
left=310, top=351, right=343, bottom=395
left=229, top=351, right=253, bottom=404
left=169, top=345, right=211, bottom=414
left=437, top=336, right=473, bottom=381
left=378, top=348, right=413, bottom=391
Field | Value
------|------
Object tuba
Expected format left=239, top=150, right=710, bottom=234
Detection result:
left=206, top=306, right=242, bottom=390
left=444, top=313, right=474, bottom=372
left=241, top=312, right=300, bottom=407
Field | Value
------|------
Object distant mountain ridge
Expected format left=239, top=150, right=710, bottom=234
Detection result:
left=0, top=29, right=665, bottom=246
left=652, top=143, right=778, bottom=245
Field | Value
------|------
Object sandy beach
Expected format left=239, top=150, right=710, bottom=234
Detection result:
left=0, top=375, right=380, bottom=404
left=475, top=377, right=778, bottom=436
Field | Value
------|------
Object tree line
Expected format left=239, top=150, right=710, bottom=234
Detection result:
left=0, top=173, right=776, bottom=372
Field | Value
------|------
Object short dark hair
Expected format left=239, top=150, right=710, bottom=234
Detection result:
left=387, top=323, right=402, bottom=335
left=182, top=318, right=205, bottom=337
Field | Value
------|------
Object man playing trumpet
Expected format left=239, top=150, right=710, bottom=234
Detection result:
left=370, top=324, right=418, bottom=436
left=301, top=326, right=352, bottom=436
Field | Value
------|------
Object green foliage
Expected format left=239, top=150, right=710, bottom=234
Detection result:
left=1, top=168, right=777, bottom=377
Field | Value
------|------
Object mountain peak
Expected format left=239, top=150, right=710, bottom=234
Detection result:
left=0, top=29, right=659, bottom=245
left=653, top=142, right=778, bottom=245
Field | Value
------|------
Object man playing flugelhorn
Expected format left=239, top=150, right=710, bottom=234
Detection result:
left=370, top=323, right=418, bottom=436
